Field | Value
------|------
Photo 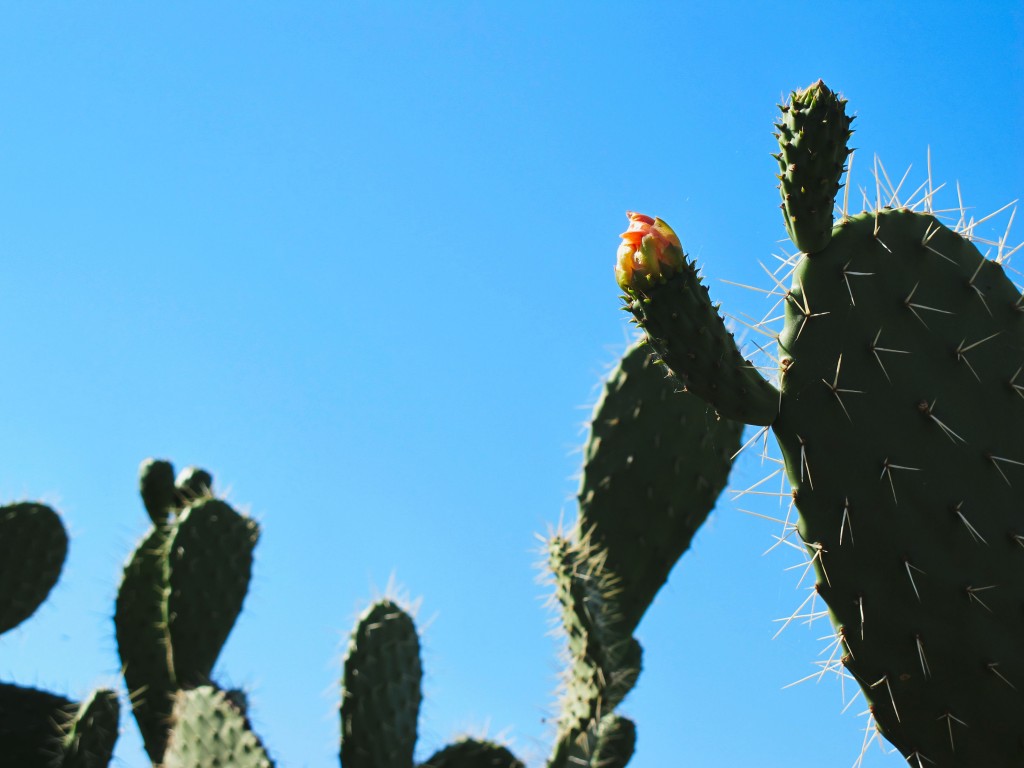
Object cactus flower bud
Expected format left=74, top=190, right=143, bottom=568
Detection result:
left=615, top=212, right=685, bottom=290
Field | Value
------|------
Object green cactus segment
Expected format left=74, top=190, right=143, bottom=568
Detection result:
left=139, top=459, right=178, bottom=525
left=420, top=738, right=525, bottom=768
left=546, top=536, right=640, bottom=768
left=115, top=523, right=175, bottom=763
left=579, top=340, right=742, bottom=631
left=774, top=79, right=853, bottom=254
left=164, top=685, right=274, bottom=768
left=774, top=208, right=1024, bottom=764
left=0, top=503, right=67, bottom=636
left=591, top=715, right=636, bottom=768
left=61, top=688, right=119, bottom=768
left=0, top=682, right=74, bottom=767
left=340, top=599, right=422, bottom=768
left=166, top=498, right=258, bottom=686
left=621, top=249, right=779, bottom=425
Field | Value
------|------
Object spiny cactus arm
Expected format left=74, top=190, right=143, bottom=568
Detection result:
left=0, top=502, right=67, bottom=636
left=774, top=79, right=854, bottom=254
left=419, top=738, right=525, bottom=768
left=590, top=715, right=635, bottom=768
left=773, top=206, right=1024, bottom=765
left=60, top=688, right=119, bottom=768
left=163, top=685, right=274, bottom=768
left=546, top=536, right=640, bottom=768
left=617, top=213, right=779, bottom=425
left=165, top=498, right=259, bottom=686
left=115, top=523, right=175, bottom=763
left=578, top=340, right=742, bottom=632
left=340, top=599, right=422, bottom=768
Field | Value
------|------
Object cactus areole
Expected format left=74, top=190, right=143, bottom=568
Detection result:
left=619, top=80, right=1024, bottom=766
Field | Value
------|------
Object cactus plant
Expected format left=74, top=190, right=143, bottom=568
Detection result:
left=0, top=504, right=119, bottom=767
left=617, top=79, right=1023, bottom=766
left=116, top=459, right=259, bottom=764
left=546, top=339, right=740, bottom=767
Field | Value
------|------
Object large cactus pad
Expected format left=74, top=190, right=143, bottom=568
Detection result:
left=775, top=207, right=1024, bottom=764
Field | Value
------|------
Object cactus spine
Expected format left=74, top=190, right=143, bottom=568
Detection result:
left=619, top=79, right=1024, bottom=766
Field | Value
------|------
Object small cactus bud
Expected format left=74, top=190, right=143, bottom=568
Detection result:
left=615, top=211, right=685, bottom=290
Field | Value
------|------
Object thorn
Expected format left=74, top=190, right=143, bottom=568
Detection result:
left=904, top=281, right=953, bottom=327
left=870, top=674, right=900, bottom=722
left=822, top=354, right=863, bottom=421
left=965, top=584, right=997, bottom=612
left=952, top=502, right=987, bottom=544
left=880, top=458, right=920, bottom=503
left=989, top=662, right=1017, bottom=690
left=916, top=634, right=931, bottom=679
left=870, top=328, right=910, bottom=383
left=936, top=711, right=967, bottom=752
left=905, top=559, right=925, bottom=602
left=918, top=400, right=965, bottom=443
left=840, top=497, right=854, bottom=546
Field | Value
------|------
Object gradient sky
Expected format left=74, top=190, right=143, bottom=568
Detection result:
left=1, top=3, right=1021, bottom=767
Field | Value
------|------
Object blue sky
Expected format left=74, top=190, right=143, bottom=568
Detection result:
left=0, top=3, right=1021, bottom=766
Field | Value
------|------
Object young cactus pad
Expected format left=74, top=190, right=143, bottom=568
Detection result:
left=618, top=80, right=1024, bottom=766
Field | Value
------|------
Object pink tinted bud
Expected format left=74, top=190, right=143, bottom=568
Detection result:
left=615, top=211, right=684, bottom=290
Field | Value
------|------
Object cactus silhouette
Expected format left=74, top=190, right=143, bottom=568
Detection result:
left=618, top=79, right=1023, bottom=766
left=0, top=503, right=119, bottom=767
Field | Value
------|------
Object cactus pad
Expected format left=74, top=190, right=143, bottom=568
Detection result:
left=164, top=685, right=274, bottom=768
left=774, top=80, right=853, bottom=254
left=340, top=599, right=422, bottom=768
left=420, top=738, right=525, bottom=768
left=578, top=339, right=742, bottom=630
left=774, top=207, right=1024, bottom=764
left=0, top=503, right=67, bottom=636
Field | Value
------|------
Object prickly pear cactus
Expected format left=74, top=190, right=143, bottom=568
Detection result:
left=340, top=599, right=423, bottom=768
left=0, top=502, right=67, bottom=635
left=116, top=459, right=258, bottom=764
left=164, top=685, right=274, bottom=768
left=618, top=79, right=1024, bottom=766
left=420, top=738, right=525, bottom=768
left=546, top=340, right=740, bottom=768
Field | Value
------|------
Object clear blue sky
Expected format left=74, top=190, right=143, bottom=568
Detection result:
left=0, top=3, right=1021, bottom=767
